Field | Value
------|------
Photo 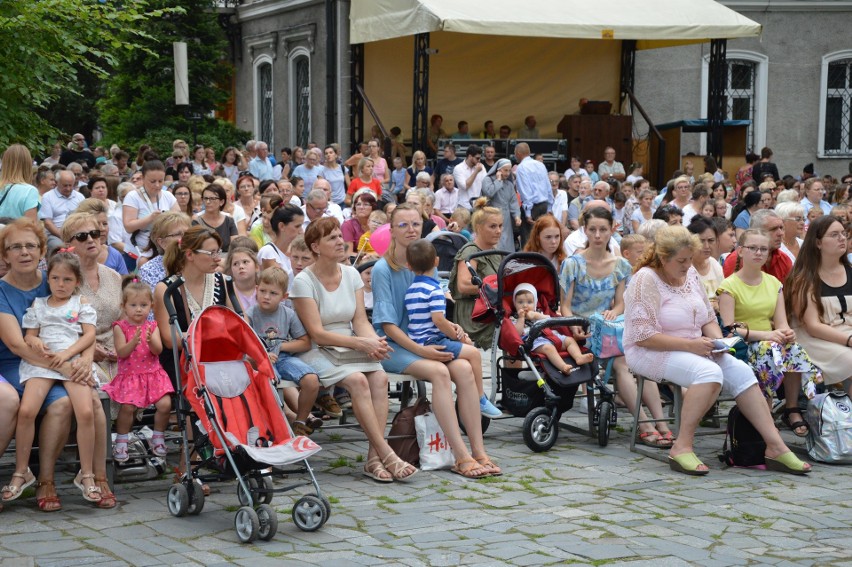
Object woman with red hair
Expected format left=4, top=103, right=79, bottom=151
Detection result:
left=524, top=214, right=566, bottom=269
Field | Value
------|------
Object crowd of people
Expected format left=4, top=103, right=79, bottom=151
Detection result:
left=0, top=132, right=849, bottom=513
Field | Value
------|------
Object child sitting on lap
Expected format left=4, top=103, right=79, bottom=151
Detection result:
left=404, top=239, right=501, bottom=418
left=512, top=283, right=594, bottom=374
left=247, top=267, right=321, bottom=437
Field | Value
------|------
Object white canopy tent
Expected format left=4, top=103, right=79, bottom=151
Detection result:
left=350, top=0, right=761, bottom=46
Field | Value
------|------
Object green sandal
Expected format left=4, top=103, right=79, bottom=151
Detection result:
left=765, top=451, right=811, bottom=475
left=668, top=452, right=709, bottom=476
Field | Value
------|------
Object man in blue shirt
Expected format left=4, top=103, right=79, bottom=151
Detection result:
left=248, top=142, right=275, bottom=181
left=514, top=142, right=553, bottom=245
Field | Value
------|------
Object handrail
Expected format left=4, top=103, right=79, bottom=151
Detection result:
left=623, top=87, right=666, bottom=189
left=354, top=83, right=390, bottom=143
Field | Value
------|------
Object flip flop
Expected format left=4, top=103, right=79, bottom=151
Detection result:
left=1, top=468, right=36, bottom=502
left=668, top=452, right=709, bottom=476
left=765, top=452, right=811, bottom=475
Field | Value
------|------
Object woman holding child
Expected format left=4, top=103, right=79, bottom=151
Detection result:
left=291, top=217, right=418, bottom=482
left=624, top=224, right=810, bottom=475
left=372, top=203, right=502, bottom=479
left=0, top=218, right=112, bottom=511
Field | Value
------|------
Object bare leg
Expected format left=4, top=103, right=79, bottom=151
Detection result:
left=37, top=395, right=73, bottom=508
left=404, top=360, right=474, bottom=463
left=669, top=382, right=722, bottom=471
left=448, top=359, right=487, bottom=459
left=115, top=403, right=136, bottom=434
left=0, top=382, right=20, bottom=455
left=295, top=375, right=319, bottom=422
left=65, top=382, right=98, bottom=495
left=613, top=357, right=664, bottom=437
left=4, top=380, right=52, bottom=499
left=735, top=384, right=801, bottom=460
left=458, top=344, right=485, bottom=398
left=782, top=372, right=807, bottom=436
left=364, top=370, right=390, bottom=455
left=563, top=338, right=594, bottom=365
left=280, top=387, right=299, bottom=421
left=91, top=391, right=115, bottom=508
left=153, top=395, right=171, bottom=432
left=534, top=343, right=574, bottom=371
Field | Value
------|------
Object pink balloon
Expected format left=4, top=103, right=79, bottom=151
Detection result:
left=369, top=223, right=392, bottom=256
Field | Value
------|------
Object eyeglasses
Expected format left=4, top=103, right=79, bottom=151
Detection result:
left=785, top=216, right=804, bottom=223
left=202, top=196, right=221, bottom=202
left=824, top=231, right=848, bottom=241
left=71, top=230, right=102, bottom=242
left=194, top=249, right=223, bottom=258
left=395, top=221, right=423, bottom=231
left=175, top=192, right=191, bottom=198
left=742, top=245, right=770, bottom=255
left=5, top=243, right=39, bottom=253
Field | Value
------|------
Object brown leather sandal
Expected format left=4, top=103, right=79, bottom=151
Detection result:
left=95, top=477, right=116, bottom=509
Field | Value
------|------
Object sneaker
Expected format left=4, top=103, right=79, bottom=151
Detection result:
left=335, top=391, right=353, bottom=410
left=480, top=395, right=503, bottom=418
left=315, top=394, right=343, bottom=418
left=292, top=421, right=313, bottom=436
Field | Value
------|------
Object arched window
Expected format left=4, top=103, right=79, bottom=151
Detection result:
left=819, top=51, right=852, bottom=157
left=701, top=51, right=768, bottom=154
left=254, top=56, right=274, bottom=149
left=290, top=50, right=311, bottom=148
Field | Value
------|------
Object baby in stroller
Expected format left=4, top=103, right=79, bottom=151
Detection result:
left=512, top=283, right=594, bottom=374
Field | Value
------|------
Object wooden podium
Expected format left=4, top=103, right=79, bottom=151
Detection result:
left=557, top=114, right=632, bottom=170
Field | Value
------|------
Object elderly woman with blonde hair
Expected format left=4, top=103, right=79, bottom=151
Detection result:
left=74, top=198, right=128, bottom=274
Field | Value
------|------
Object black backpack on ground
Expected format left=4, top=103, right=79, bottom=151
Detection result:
left=720, top=405, right=766, bottom=467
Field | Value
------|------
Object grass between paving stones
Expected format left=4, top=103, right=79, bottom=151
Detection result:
left=327, top=433, right=344, bottom=442
left=328, top=456, right=354, bottom=469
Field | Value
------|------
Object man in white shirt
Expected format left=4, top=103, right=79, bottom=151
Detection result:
left=598, top=147, right=625, bottom=182
left=41, top=170, right=85, bottom=251
left=563, top=200, right=621, bottom=257
left=301, top=189, right=333, bottom=231
left=248, top=141, right=275, bottom=181
left=452, top=145, right=486, bottom=210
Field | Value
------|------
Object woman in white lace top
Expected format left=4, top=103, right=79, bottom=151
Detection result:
left=623, top=225, right=810, bottom=476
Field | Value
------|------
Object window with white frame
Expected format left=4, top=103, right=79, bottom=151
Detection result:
left=822, top=56, right=852, bottom=156
left=701, top=51, right=767, bottom=155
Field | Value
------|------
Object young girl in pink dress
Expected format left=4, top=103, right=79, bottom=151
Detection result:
left=103, top=277, right=173, bottom=462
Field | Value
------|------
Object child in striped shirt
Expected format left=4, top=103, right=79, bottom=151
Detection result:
left=404, top=239, right=502, bottom=418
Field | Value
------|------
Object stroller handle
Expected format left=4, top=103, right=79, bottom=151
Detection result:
left=464, top=250, right=510, bottom=287
left=527, top=316, right=590, bottom=345
left=163, top=275, right=186, bottom=325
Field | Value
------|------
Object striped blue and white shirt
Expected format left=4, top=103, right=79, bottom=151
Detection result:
left=404, top=274, right=445, bottom=344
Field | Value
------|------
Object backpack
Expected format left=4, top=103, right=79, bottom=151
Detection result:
left=720, top=405, right=766, bottom=467
left=806, top=391, right=852, bottom=463
left=387, top=397, right=431, bottom=467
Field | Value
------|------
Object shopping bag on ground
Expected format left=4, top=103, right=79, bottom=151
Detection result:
left=414, top=412, right=454, bottom=470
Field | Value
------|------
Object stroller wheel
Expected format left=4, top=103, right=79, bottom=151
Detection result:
left=234, top=506, right=260, bottom=543
left=319, top=494, right=332, bottom=521
left=237, top=477, right=259, bottom=507
left=167, top=483, right=189, bottom=517
left=187, top=479, right=205, bottom=515
left=456, top=399, right=492, bottom=435
left=259, top=476, right=274, bottom=505
left=523, top=407, right=559, bottom=453
left=292, top=495, right=326, bottom=532
left=256, top=504, right=279, bottom=541
left=597, top=401, right=613, bottom=447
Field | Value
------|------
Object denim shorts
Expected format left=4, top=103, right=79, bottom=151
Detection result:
left=424, top=336, right=464, bottom=360
left=274, top=354, right=317, bottom=385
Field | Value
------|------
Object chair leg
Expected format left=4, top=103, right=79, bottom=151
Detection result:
left=629, top=374, right=646, bottom=452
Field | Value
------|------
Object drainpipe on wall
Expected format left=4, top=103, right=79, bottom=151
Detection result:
left=325, top=0, right=337, bottom=145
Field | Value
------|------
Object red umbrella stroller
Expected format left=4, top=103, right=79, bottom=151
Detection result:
left=467, top=251, right=616, bottom=451
left=163, top=277, right=329, bottom=542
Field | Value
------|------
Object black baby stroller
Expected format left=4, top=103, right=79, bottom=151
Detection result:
left=467, top=251, right=616, bottom=451
left=163, top=277, right=330, bottom=543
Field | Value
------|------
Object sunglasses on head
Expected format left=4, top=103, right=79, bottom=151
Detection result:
left=71, top=230, right=102, bottom=242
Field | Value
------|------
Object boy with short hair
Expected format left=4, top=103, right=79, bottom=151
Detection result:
left=288, top=236, right=314, bottom=280
left=390, top=156, right=406, bottom=198
left=404, top=239, right=502, bottom=418
left=447, top=207, right=472, bottom=240
left=247, top=267, right=322, bottom=436
left=619, top=234, right=647, bottom=268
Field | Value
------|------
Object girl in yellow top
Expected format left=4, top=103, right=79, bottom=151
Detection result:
left=717, top=229, right=821, bottom=437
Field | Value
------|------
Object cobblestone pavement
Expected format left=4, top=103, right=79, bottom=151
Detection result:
left=1, top=403, right=850, bottom=567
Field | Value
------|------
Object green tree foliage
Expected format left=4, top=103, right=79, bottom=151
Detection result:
left=99, top=0, right=240, bottom=151
left=0, top=0, right=166, bottom=150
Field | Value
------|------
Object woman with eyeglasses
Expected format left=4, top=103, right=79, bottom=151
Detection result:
left=372, top=203, right=500, bottom=479
left=0, top=218, right=114, bottom=511
left=718, top=228, right=821, bottom=439
left=342, top=190, right=377, bottom=258
left=73, top=199, right=128, bottom=275
left=170, top=182, right=194, bottom=218
left=192, top=184, right=238, bottom=253
left=786, top=215, right=852, bottom=399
